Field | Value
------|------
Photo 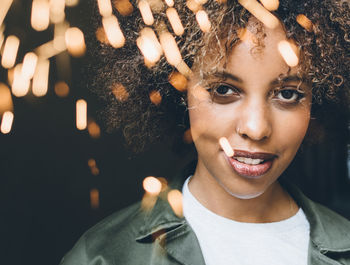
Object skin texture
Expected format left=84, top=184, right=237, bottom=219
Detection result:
left=187, top=19, right=312, bottom=223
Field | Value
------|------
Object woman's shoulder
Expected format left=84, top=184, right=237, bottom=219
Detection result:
left=59, top=201, right=146, bottom=265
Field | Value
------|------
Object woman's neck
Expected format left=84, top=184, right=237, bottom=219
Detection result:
left=188, top=171, right=298, bottom=223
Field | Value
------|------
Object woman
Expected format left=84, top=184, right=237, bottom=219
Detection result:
left=60, top=0, right=350, bottom=264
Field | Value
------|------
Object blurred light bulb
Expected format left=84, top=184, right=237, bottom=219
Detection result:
left=31, top=0, right=50, bottom=31
left=102, top=15, right=125, bottom=48
left=1, top=111, right=14, bottom=134
left=65, top=27, right=86, bottom=57
left=76, top=99, right=87, bottom=130
left=1, top=35, right=20, bottom=69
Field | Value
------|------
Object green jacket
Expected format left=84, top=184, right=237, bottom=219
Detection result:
left=60, top=173, right=350, bottom=265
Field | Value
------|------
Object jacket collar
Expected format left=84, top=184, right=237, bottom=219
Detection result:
left=281, top=178, right=350, bottom=253
left=136, top=163, right=350, bottom=256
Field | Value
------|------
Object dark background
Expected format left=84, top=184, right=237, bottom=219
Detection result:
left=0, top=1, right=349, bottom=265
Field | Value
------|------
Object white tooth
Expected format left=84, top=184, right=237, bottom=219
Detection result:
left=235, top=157, right=263, bottom=165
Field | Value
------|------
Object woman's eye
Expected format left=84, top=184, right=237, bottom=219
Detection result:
left=212, top=84, right=239, bottom=96
left=275, top=88, right=305, bottom=103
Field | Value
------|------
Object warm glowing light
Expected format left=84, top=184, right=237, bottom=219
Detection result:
left=54, top=81, right=70, bottom=97
left=238, top=0, right=279, bottom=29
left=159, top=32, right=182, bottom=66
left=296, top=14, right=313, bottom=32
left=0, top=0, right=13, bottom=27
left=164, top=0, right=174, bottom=7
left=186, top=0, right=201, bottom=13
left=50, top=0, right=65, bottom=23
left=1, top=35, right=20, bottom=69
left=278, top=40, right=299, bottom=67
left=259, top=0, right=279, bottom=11
left=166, top=8, right=184, bottom=36
left=1, top=111, right=14, bottom=134
left=0, top=83, right=13, bottom=114
left=141, top=192, right=158, bottom=211
left=96, top=27, right=109, bottom=44
left=88, top=158, right=96, bottom=168
left=175, top=60, right=192, bottom=78
left=65, top=0, right=79, bottom=7
left=219, top=137, right=234, bottom=157
left=113, top=0, right=134, bottom=16
left=196, top=10, right=211, bottom=32
left=35, top=40, right=66, bottom=59
left=88, top=120, right=101, bottom=139
left=90, top=188, right=99, bottom=209
left=65, top=27, right=86, bottom=57
left=12, top=64, right=30, bottom=97
left=54, top=22, right=69, bottom=50
left=157, top=177, right=168, bottom=192
left=136, top=27, right=162, bottom=64
left=0, top=25, right=5, bottom=50
left=149, top=90, right=162, bottom=105
left=21, top=52, right=38, bottom=80
left=167, top=189, right=183, bottom=217
left=143, top=176, right=162, bottom=195
left=102, top=15, right=125, bottom=48
left=138, top=0, right=154, bottom=25
left=76, top=99, right=87, bottom=130
left=97, top=0, right=113, bottom=17
left=32, top=59, right=50, bottom=97
left=169, top=71, right=187, bottom=92
left=111, top=83, right=129, bottom=101
left=31, top=0, right=50, bottom=31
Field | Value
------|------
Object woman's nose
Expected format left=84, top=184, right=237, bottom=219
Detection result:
left=236, top=101, right=272, bottom=141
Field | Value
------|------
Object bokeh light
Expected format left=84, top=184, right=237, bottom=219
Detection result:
left=167, top=189, right=183, bottom=217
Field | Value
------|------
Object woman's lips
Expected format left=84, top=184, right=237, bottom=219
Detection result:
left=224, top=150, right=277, bottom=179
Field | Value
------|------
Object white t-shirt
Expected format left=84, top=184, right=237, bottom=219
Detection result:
left=182, top=177, right=310, bottom=265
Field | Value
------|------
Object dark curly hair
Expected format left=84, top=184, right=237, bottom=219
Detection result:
left=86, top=0, right=350, bottom=153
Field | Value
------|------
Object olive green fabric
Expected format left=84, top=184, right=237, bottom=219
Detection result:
left=60, top=173, right=350, bottom=265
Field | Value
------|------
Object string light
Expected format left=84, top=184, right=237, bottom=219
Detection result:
left=35, top=39, right=67, bottom=59
left=166, top=8, right=184, bottom=36
left=97, top=0, right=113, bottom=17
left=76, top=99, right=87, bottom=130
left=143, top=176, right=162, bottom=196
left=12, top=64, right=30, bottom=97
left=1, top=35, right=20, bottom=69
left=31, top=0, right=50, bottom=32
left=159, top=31, right=182, bottom=66
left=136, top=27, right=162, bottom=64
left=0, top=0, right=13, bottom=27
left=49, top=0, right=65, bottom=24
left=21, top=52, right=38, bottom=80
left=167, top=189, right=183, bottom=217
left=111, top=83, right=129, bottom=101
left=219, top=137, right=234, bottom=157
left=195, top=10, right=211, bottom=32
left=259, top=0, right=279, bottom=11
left=65, top=27, right=86, bottom=57
left=278, top=40, right=299, bottom=67
left=149, top=90, right=162, bottom=105
left=54, top=81, right=70, bottom=97
left=113, top=0, right=134, bottom=16
left=90, top=188, right=99, bottom=209
left=87, top=120, right=101, bottom=139
left=296, top=14, right=313, bottom=32
left=186, top=0, right=201, bottom=13
left=138, top=0, right=154, bottom=25
left=102, top=15, right=125, bottom=48
left=238, top=0, right=279, bottom=29
left=1, top=111, right=14, bottom=134
left=168, top=71, right=187, bottom=92
left=164, top=0, right=174, bottom=7
left=54, top=21, right=69, bottom=51
left=32, top=59, right=50, bottom=97
left=0, top=83, right=13, bottom=114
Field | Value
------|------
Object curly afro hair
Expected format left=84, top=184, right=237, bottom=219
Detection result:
left=86, top=0, right=350, bottom=153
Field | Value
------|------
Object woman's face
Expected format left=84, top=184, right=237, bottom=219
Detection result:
left=187, top=20, right=312, bottom=199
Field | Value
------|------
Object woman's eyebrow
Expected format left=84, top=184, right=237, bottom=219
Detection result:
left=270, top=75, right=302, bottom=86
left=210, top=71, right=243, bottom=83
